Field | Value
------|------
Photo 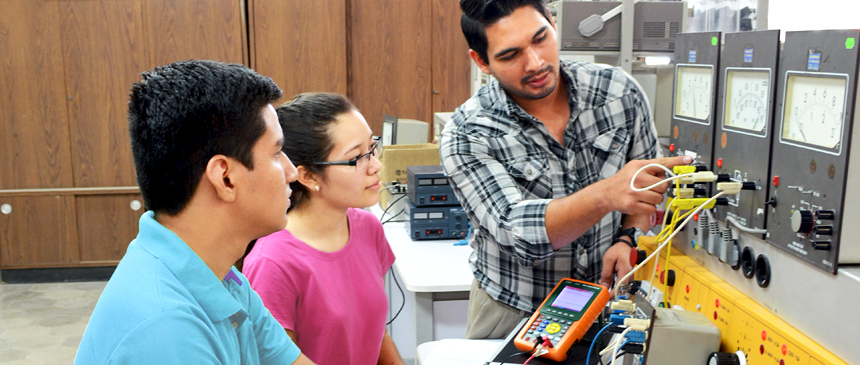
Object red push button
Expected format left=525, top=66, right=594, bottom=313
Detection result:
left=717, top=158, right=723, bottom=167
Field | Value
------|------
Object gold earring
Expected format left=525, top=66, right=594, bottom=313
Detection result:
left=314, top=185, right=320, bottom=192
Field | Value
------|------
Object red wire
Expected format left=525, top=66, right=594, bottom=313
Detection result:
left=523, top=353, right=537, bottom=365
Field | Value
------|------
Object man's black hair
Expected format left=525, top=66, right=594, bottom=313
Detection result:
left=128, top=60, right=283, bottom=215
left=460, top=0, right=551, bottom=64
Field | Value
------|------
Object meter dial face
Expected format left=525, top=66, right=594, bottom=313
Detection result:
left=781, top=74, right=847, bottom=152
left=723, top=69, right=770, bottom=134
left=675, top=65, right=714, bottom=122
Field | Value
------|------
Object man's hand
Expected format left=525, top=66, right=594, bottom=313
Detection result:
left=600, top=155, right=693, bottom=216
left=598, top=240, right=635, bottom=297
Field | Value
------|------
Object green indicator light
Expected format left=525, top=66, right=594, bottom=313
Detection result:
left=711, top=37, right=718, bottom=46
left=847, top=38, right=856, bottom=49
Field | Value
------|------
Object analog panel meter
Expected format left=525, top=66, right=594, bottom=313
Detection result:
left=779, top=73, right=847, bottom=154
left=723, top=69, right=771, bottom=135
left=675, top=65, right=715, bottom=123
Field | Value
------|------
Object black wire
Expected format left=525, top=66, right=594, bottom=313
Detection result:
left=386, top=267, right=406, bottom=325
left=379, top=194, right=408, bottom=223
left=381, top=209, right=405, bottom=225
left=498, top=340, right=540, bottom=365
left=594, top=329, right=617, bottom=365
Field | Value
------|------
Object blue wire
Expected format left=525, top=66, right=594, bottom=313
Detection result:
left=454, top=222, right=471, bottom=246
left=586, top=323, right=615, bottom=365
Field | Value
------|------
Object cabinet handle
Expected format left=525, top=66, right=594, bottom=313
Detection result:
left=1, top=203, right=11, bottom=215
left=130, top=200, right=142, bottom=211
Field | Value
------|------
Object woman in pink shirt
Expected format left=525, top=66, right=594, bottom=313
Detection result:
left=243, top=93, right=403, bottom=365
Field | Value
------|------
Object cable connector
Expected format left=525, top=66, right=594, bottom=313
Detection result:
left=677, top=171, right=717, bottom=184
left=624, top=330, right=647, bottom=343
left=623, top=318, right=650, bottom=331
left=609, top=314, right=631, bottom=325
left=541, top=335, right=554, bottom=348
left=673, top=165, right=697, bottom=174
left=717, top=182, right=743, bottom=194
left=610, top=299, right=635, bottom=312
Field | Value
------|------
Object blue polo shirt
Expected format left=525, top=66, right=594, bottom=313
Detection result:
left=75, top=211, right=301, bottom=364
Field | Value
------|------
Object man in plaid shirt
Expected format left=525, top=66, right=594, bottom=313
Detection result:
left=440, top=0, right=692, bottom=338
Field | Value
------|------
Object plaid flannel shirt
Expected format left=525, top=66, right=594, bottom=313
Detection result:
left=440, top=60, right=660, bottom=312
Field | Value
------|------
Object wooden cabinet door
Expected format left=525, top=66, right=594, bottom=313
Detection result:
left=76, top=194, right=145, bottom=263
left=60, top=0, right=144, bottom=188
left=0, top=195, right=79, bottom=268
left=250, top=0, right=348, bottom=103
left=144, top=0, right=247, bottom=68
left=348, top=0, right=433, bottom=134
left=431, top=0, right=471, bottom=116
left=0, top=0, right=74, bottom=190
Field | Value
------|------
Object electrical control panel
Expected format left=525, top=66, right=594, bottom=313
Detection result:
left=713, top=30, right=781, bottom=231
left=404, top=200, right=469, bottom=240
left=766, top=30, right=860, bottom=273
left=670, top=32, right=722, bottom=171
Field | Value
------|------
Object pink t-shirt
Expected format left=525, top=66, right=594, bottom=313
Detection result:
left=243, top=208, right=395, bottom=365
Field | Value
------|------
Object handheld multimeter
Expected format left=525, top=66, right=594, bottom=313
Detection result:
left=514, top=278, right=609, bottom=362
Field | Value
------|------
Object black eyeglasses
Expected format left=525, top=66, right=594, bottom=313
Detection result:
left=313, top=136, right=382, bottom=172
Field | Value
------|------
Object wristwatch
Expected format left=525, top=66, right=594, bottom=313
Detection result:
left=617, top=227, right=644, bottom=248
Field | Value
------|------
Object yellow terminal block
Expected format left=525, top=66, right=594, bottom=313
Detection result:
left=670, top=197, right=718, bottom=210
left=674, top=165, right=697, bottom=174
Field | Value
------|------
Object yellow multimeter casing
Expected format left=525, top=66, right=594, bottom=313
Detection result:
left=514, top=278, right=610, bottom=362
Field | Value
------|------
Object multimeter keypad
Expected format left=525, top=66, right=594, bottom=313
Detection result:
left=522, top=312, right=572, bottom=346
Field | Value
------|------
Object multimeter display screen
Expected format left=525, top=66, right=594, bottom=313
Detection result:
left=550, top=286, right=595, bottom=312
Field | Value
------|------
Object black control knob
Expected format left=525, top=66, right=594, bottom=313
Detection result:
left=660, top=270, right=676, bottom=286
left=708, top=351, right=743, bottom=365
left=812, top=241, right=832, bottom=250
left=813, top=226, right=833, bottom=235
left=816, top=210, right=836, bottom=220
left=791, top=210, right=814, bottom=234
left=741, top=182, right=756, bottom=190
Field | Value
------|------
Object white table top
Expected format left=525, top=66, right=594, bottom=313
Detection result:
left=370, top=205, right=474, bottom=292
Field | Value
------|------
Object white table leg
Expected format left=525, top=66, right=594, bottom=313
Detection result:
left=414, top=291, right=434, bottom=348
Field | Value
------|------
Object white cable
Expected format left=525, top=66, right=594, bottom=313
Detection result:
left=726, top=215, right=768, bottom=234
left=614, top=192, right=726, bottom=300
left=611, top=327, right=633, bottom=364
left=631, top=173, right=696, bottom=192
left=629, top=163, right=681, bottom=192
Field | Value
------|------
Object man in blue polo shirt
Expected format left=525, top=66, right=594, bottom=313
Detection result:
left=75, top=60, right=315, bottom=364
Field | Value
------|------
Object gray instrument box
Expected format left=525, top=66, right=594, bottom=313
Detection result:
left=713, top=30, right=781, bottom=232
left=766, top=30, right=860, bottom=273
left=669, top=32, right=722, bottom=172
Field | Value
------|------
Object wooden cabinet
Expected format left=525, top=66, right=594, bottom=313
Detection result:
left=249, top=0, right=348, bottom=102
left=76, top=194, right=145, bottom=263
left=249, top=0, right=471, bottom=136
left=0, top=195, right=78, bottom=267
left=0, top=1, right=74, bottom=190
left=0, top=0, right=246, bottom=270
